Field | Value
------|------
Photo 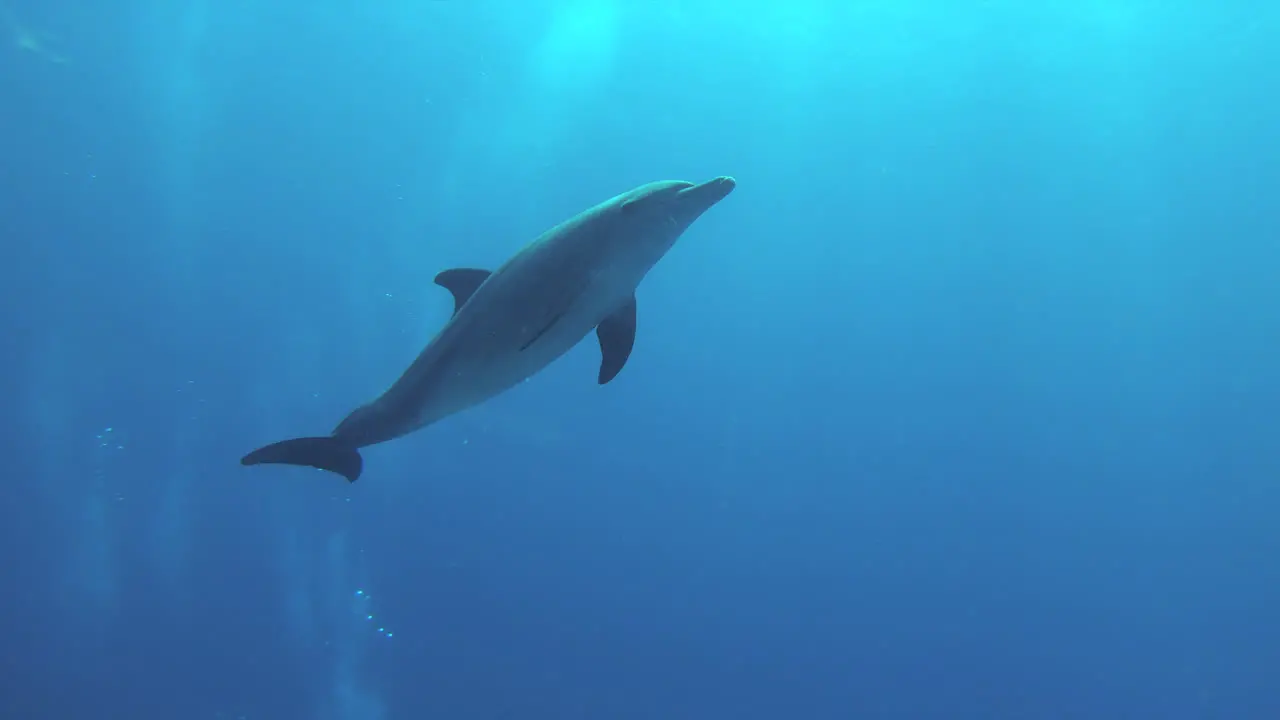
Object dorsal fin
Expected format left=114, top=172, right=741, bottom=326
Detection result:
left=434, top=268, right=492, bottom=315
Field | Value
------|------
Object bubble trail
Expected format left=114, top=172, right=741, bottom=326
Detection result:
left=353, top=589, right=394, bottom=639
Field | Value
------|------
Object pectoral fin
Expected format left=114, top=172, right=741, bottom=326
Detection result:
left=434, top=268, right=492, bottom=315
left=596, top=296, right=637, bottom=385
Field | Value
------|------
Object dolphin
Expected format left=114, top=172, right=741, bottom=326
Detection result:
left=241, top=175, right=736, bottom=483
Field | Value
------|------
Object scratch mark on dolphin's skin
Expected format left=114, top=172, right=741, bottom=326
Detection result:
left=521, top=312, right=565, bottom=351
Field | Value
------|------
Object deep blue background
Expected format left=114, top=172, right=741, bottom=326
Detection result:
left=2, top=1, right=1278, bottom=718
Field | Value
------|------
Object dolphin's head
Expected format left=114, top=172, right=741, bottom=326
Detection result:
left=603, top=176, right=736, bottom=262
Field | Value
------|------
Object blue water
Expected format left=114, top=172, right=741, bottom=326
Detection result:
left=2, top=1, right=1277, bottom=718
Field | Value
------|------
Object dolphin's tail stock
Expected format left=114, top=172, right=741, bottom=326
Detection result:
left=241, top=436, right=363, bottom=483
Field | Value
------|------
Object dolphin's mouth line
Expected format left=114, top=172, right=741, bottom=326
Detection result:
left=675, top=176, right=736, bottom=216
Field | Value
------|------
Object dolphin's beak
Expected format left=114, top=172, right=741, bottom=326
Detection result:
left=677, top=176, right=736, bottom=214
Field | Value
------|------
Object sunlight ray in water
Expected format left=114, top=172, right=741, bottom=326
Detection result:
left=1, top=2, right=70, bottom=63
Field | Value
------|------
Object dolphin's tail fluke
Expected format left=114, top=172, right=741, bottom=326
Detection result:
left=240, top=437, right=363, bottom=483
